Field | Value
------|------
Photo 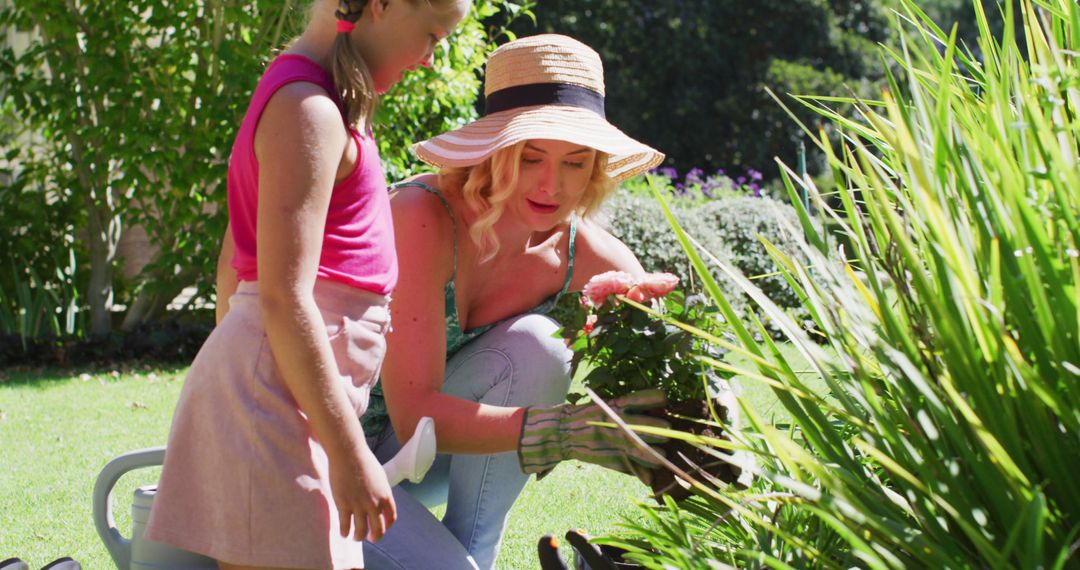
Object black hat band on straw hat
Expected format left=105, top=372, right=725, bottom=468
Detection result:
left=484, top=83, right=605, bottom=118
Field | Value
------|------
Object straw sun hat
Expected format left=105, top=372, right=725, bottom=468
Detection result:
left=412, top=34, right=665, bottom=182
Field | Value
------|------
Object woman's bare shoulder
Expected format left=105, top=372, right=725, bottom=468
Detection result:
left=390, top=175, right=456, bottom=276
left=391, top=175, right=453, bottom=225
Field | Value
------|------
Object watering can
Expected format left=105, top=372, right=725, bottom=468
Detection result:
left=93, top=417, right=437, bottom=570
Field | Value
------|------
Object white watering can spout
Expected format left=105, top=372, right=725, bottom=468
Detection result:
left=93, top=417, right=437, bottom=570
left=381, top=416, right=437, bottom=486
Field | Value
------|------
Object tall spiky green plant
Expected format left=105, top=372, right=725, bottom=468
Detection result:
left=608, top=0, right=1080, bottom=567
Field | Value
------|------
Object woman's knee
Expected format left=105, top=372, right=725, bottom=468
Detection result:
left=495, top=314, right=572, bottom=403
left=501, top=314, right=571, bottom=362
left=446, top=314, right=572, bottom=407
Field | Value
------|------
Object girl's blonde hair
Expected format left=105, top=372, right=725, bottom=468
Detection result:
left=439, top=143, right=616, bottom=262
left=332, top=0, right=378, bottom=131
left=329, top=0, right=440, bottom=130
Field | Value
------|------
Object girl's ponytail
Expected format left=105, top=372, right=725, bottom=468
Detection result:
left=333, top=0, right=377, bottom=131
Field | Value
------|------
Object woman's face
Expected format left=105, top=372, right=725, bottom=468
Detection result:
left=509, top=139, right=598, bottom=231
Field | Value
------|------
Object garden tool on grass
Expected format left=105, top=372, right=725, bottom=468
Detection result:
left=536, top=530, right=633, bottom=570
left=2, top=556, right=85, bottom=570
left=40, top=558, right=81, bottom=570
left=92, top=416, right=437, bottom=570
left=537, top=534, right=569, bottom=570
left=0, top=558, right=28, bottom=570
left=564, top=529, right=618, bottom=570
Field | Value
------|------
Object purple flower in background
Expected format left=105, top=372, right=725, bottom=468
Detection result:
left=644, top=164, right=767, bottom=200
left=657, top=167, right=679, bottom=180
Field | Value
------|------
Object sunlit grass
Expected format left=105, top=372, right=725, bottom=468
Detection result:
left=0, top=345, right=819, bottom=569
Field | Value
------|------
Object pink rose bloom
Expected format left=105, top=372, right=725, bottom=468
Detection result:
left=637, top=272, right=680, bottom=300
left=624, top=285, right=647, bottom=303
left=582, top=313, right=598, bottom=334
left=582, top=271, right=635, bottom=307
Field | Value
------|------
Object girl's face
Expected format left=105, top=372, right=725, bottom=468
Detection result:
left=361, top=0, right=470, bottom=93
left=509, top=139, right=598, bottom=231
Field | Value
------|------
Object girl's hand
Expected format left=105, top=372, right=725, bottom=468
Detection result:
left=330, top=443, right=397, bottom=543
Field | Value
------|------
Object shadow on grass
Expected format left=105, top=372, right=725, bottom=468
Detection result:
left=0, top=361, right=191, bottom=388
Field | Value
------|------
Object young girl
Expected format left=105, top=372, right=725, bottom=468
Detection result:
left=144, top=1, right=469, bottom=568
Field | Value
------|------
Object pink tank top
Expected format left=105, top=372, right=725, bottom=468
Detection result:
left=227, top=54, right=397, bottom=295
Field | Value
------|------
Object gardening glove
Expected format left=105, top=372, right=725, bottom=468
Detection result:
left=517, top=389, right=669, bottom=484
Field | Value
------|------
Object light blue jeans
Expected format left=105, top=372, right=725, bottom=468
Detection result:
left=363, top=314, right=573, bottom=570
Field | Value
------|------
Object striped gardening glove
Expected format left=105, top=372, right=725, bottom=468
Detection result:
left=517, top=389, right=669, bottom=483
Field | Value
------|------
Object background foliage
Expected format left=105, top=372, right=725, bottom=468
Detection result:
left=0, top=0, right=530, bottom=353
left=1, top=1, right=303, bottom=339
left=608, top=0, right=1080, bottom=566
left=599, top=175, right=811, bottom=318
left=0, top=1, right=1025, bottom=362
left=508, top=0, right=894, bottom=177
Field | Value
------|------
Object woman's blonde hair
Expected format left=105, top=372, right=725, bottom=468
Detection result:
left=439, top=143, right=617, bottom=262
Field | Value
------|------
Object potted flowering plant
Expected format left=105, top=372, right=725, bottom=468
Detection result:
left=561, top=271, right=744, bottom=501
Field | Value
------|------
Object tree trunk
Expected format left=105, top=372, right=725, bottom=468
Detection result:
left=44, top=13, right=123, bottom=339
left=119, top=267, right=199, bottom=332
left=83, top=198, right=119, bottom=338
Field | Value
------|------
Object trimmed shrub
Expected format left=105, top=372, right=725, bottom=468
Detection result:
left=584, top=188, right=816, bottom=342
left=698, top=196, right=807, bottom=308
left=600, top=190, right=809, bottom=310
left=598, top=192, right=739, bottom=301
left=0, top=315, right=212, bottom=368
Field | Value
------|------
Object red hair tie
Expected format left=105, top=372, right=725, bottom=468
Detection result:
left=336, top=19, right=356, bottom=34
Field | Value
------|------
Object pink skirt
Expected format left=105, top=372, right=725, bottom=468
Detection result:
left=145, top=280, right=389, bottom=569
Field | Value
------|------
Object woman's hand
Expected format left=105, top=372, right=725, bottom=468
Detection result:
left=517, top=389, right=669, bottom=484
left=329, top=443, right=397, bottom=542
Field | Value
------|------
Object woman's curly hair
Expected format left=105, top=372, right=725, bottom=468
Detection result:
left=439, top=143, right=616, bottom=262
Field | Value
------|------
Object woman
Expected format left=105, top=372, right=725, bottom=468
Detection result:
left=361, top=34, right=669, bottom=570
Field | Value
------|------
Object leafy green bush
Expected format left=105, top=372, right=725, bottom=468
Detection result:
left=1, top=0, right=305, bottom=336
left=0, top=0, right=531, bottom=341
left=610, top=0, right=1080, bottom=567
left=555, top=272, right=746, bottom=501
left=602, top=186, right=810, bottom=311
left=513, top=0, right=892, bottom=178
left=562, top=289, right=726, bottom=405
left=600, top=190, right=739, bottom=302
left=697, top=197, right=807, bottom=309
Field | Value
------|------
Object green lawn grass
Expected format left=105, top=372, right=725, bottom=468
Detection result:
left=0, top=365, right=184, bottom=567
left=0, top=343, right=821, bottom=568
left=0, top=366, right=651, bottom=569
